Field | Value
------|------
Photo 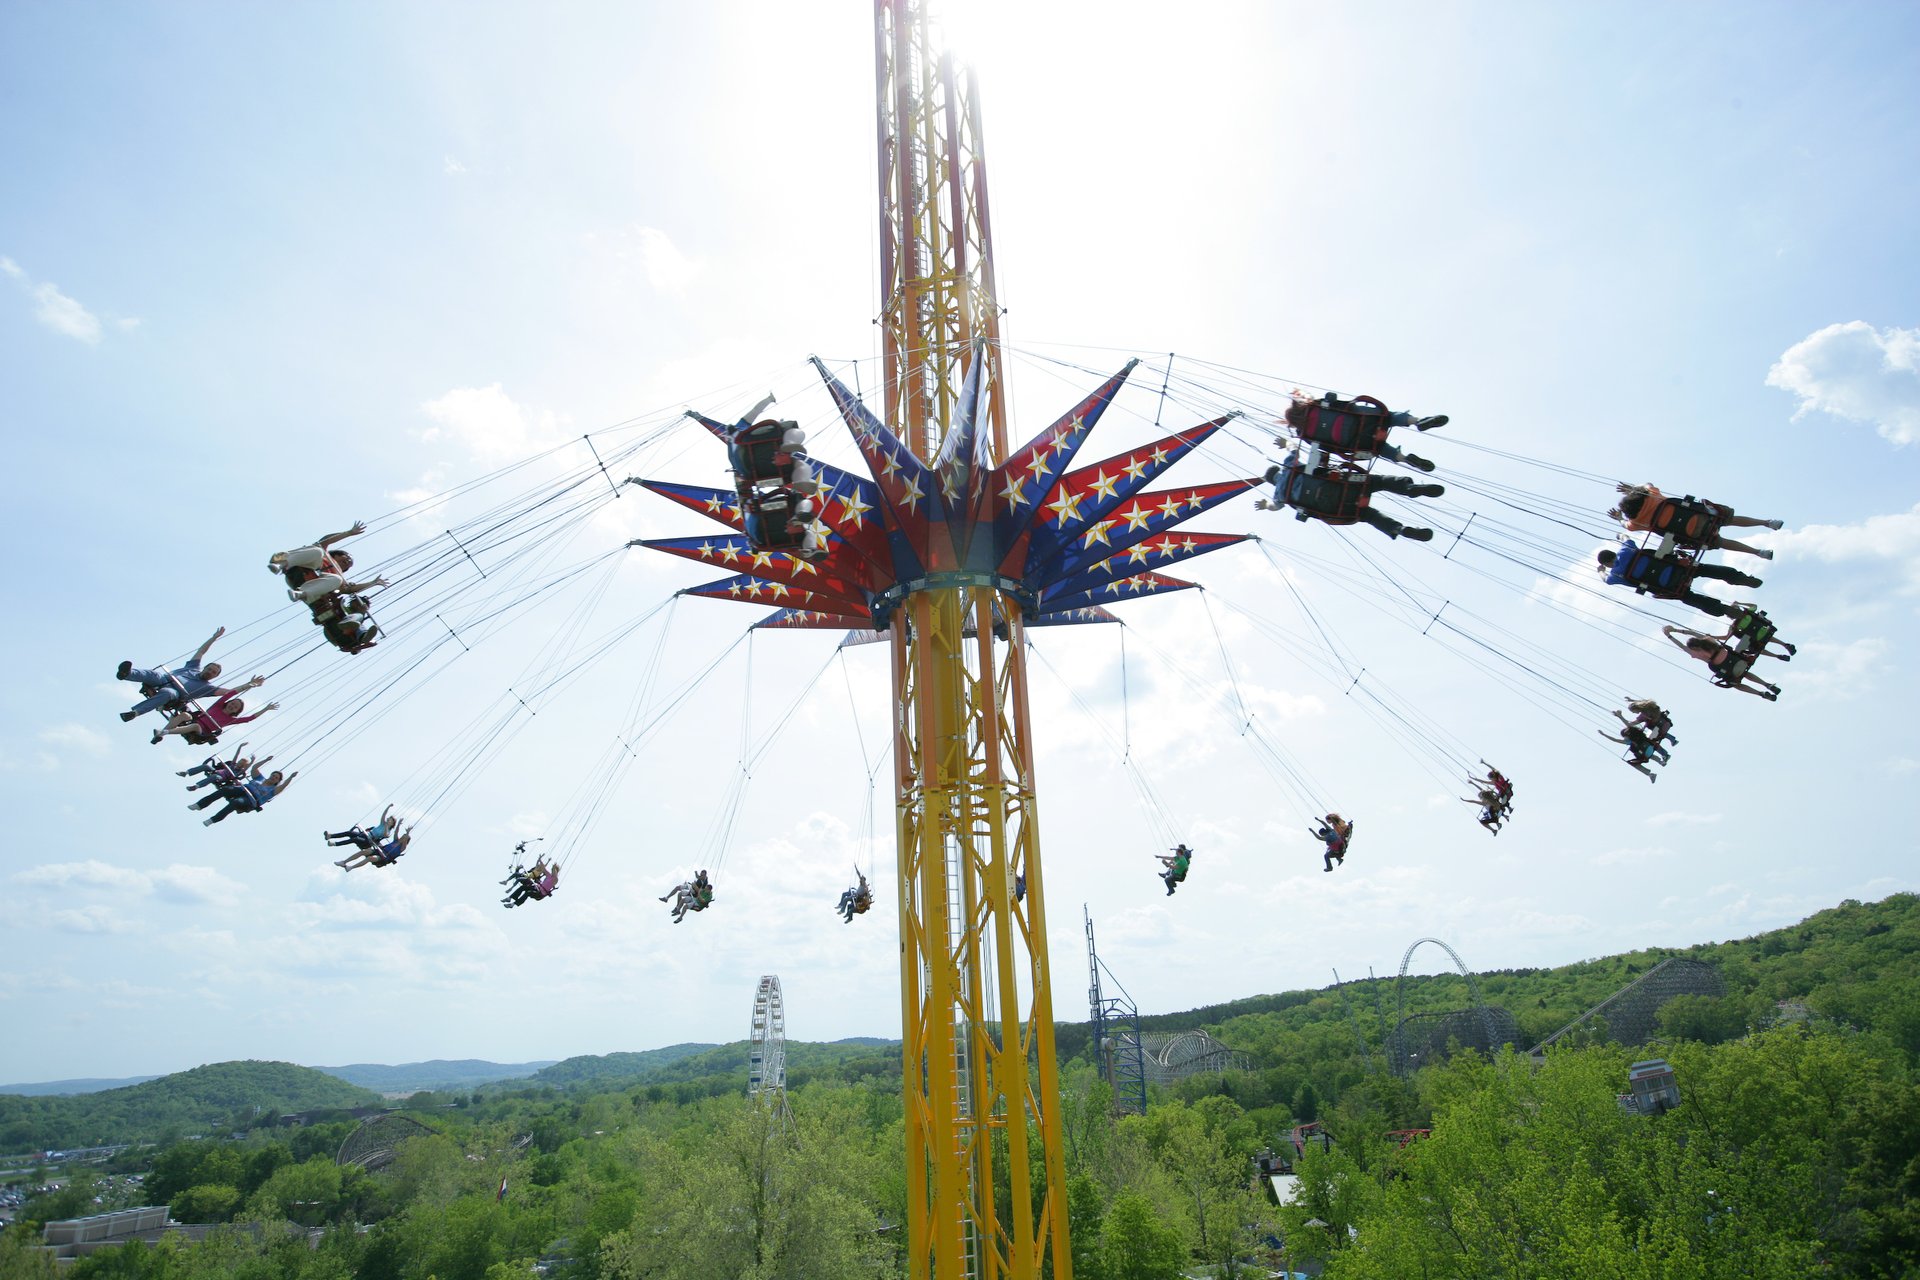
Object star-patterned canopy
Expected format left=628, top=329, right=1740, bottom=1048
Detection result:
left=638, top=351, right=1260, bottom=632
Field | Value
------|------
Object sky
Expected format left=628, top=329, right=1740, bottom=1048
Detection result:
left=3, top=1, right=1918, bottom=1085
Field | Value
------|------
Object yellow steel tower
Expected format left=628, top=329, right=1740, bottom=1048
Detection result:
left=643, top=4, right=1254, bottom=1271
left=874, top=3, right=1072, bottom=1277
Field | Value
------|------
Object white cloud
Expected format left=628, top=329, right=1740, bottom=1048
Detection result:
left=1766, top=321, right=1920, bottom=446
left=419, top=384, right=569, bottom=466
left=292, top=868, right=494, bottom=933
left=1768, top=501, right=1920, bottom=595
left=16, top=860, right=151, bottom=892
left=11, top=859, right=243, bottom=908
left=1791, top=636, right=1888, bottom=700
left=1889, top=758, right=1920, bottom=775
left=34, top=282, right=102, bottom=343
left=148, top=865, right=246, bottom=907
left=38, top=723, right=109, bottom=758
left=443, top=155, right=468, bottom=175
left=597, top=224, right=703, bottom=298
left=1, top=255, right=135, bottom=344
left=48, top=906, right=133, bottom=935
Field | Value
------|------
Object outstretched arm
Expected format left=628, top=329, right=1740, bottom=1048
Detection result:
left=740, top=391, right=777, bottom=424
left=1598, top=730, right=1626, bottom=744
left=340, top=576, right=389, bottom=595
left=1661, top=624, right=1702, bottom=652
left=316, top=521, right=368, bottom=549
left=192, top=626, right=227, bottom=663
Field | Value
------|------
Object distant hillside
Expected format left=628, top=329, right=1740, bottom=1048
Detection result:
left=529, top=1038, right=901, bottom=1091
left=314, top=1059, right=557, bottom=1093
left=1042, top=890, right=1920, bottom=1126
left=0, top=1061, right=380, bottom=1151
left=0, top=1075, right=162, bottom=1097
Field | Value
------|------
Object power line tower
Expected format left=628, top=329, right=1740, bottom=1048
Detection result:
left=1086, top=908, right=1148, bottom=1116
left=874, top=4, right=1067, bottom=1276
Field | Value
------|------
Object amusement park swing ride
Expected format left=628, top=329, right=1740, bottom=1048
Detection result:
left=115, top=5, right=1799, bottom=1279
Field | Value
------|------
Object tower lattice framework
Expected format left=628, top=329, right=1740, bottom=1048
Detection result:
left=875, top=3, right=1070, bottom=1277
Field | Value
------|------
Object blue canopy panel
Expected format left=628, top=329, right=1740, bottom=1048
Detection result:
left=1028, top=605, right=1121, bottom=628
left=640, top=480, right=744, bottom=533
left=1039, top=532, right=1249, bottom=603
left=1032, top=478, right=1261, bottom=586
left=930, top=341, right=991, bottom=563
left=1039, top=572, right=1202, bottom=614
left=1021, top=417, right=1237, bottom=571
left=643, top=536, right=870, bottom=613
left=809, top=357, right=945, bottom=579
left=756, top=608, right=882, bottom=635
left=681, top=573, right=866, bottom=614
left=984, top=361, right=1137, bottom=578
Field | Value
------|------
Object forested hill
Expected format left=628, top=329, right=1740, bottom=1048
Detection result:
left=0, top=1061, right=379, bottom=1151
left=314, top=1059, right=558, bottom=1093
left=1050, top=891, right=1920, bottom=1120
left=529, top=1038, right=900, bottom=1092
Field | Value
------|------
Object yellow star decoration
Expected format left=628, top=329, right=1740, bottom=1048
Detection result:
left=751, top=551, right=775, bottom=570
left=769, top=582, right=790, bottom=600
left=1150, top=444, right=1170, bottom=467
left=1088, top=469, right=1119, bottom=501
left=880, top=452, right=902, bottom=481
left=900, top=476, right=925, bottom=514
left=1183, top=491, right=1205, bottom=511
left=940, top=464, right=965, bottom=502
left=1181, top=536, right=1197, bottom=553
left=1080, top=520, right=1115, bottom=550
left=1159, top=495, right=1184, bottom=520
left=789, top=552, right=820, bottom=577
left=1124, top=542, right=1153, bottom=566
left=696, top=541, right=716, bottom=560
left=703, top=495, right=725, bottom=514
left=1118, top=504, right=1153, bottom=532
left=726, top=580, right=743, bottom=596
left=1025, top=449, right=1052, bottom=480
left=837, top=489, right=873, bottom=526
left=719, top=545, right=741, bottom=564
left=1043, top=488, right=1083, bottom=524
left=998, top=473, right=1027, bottom=509
left=1120, top=455, right=1148, bottom=482
left=744, top=580, right=764, bottom=599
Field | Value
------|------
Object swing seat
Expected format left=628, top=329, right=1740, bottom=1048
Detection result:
left=1624, top=545, right=1700, bottom=597
left=1644, top=494, right=1723, bottom=547
left=730, top=420, right=801, bottom=487
left=1727, top=606, right=1776, bottom=651
left=1291, top=394, right=1394, bottom=456
left=745, top=490, right=812, bottom=552
left=1283, top=464, right=1371, bottom=524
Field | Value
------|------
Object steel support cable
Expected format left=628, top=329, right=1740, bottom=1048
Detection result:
left=297, top=579, right=670, bottom=808
left=1253, top=537, right=1620, bottom=737
left=838, top=648, right=881, bottom=879
left=250, top=539, right=630, bottom=765
left=1122, top=609, right=1329, bottom=822
left=1025, top=639, right=1181, bottom=850
left=1212, top=570, right=1473, bottom=790
left=1240, top=547, right=1477, bottom=776
left=540, top=606, right=740, bottom=872
left=436, top=604, right=743, bottom=860
left=1324, top=523, right=1636, bottom=715
left=259, top=545, right=628, bottom=768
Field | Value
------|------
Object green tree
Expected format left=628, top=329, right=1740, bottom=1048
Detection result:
left=1100, top=1191, right=1185, bottom=1280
